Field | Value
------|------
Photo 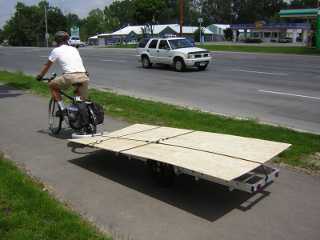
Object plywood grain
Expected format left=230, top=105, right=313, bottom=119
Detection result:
left=163, top=131, right=291, bottom=164
left=124, top=143, right=260, bottom=181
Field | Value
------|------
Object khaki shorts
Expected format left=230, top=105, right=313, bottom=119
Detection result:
left=49, top=73, right=89, bottom=98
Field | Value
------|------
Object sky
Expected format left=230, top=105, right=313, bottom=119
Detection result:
left=0, top=0, right=113, bottom=28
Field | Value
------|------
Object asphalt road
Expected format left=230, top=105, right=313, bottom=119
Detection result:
left=0, top=86, right=320, bottom=240
left=0, top=46, right=319, bottom=133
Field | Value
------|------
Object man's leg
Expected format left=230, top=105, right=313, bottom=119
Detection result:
left=76, top=81, right=88, bottom=100
left=48, top=75, right=69, bottom=110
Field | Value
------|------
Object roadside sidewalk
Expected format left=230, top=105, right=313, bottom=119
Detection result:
left=1, top=85, right=320, bottom=240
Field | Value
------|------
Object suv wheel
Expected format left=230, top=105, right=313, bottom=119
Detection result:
left=174, top=58, right=186, bottom=72
left=142, top=56, right=152, bottom=68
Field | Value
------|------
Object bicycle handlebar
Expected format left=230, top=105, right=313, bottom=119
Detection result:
left=39, top=73, right=57, bottom=82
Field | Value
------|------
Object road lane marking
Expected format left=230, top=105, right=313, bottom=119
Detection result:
left=101, top=59, right=127, bottom=63
left=233, top=69, right=288, bottom=76
left=259, top=89, right=320, bottom=101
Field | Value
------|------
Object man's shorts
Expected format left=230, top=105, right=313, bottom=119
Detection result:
left=49, top=72, right=89, bottom=98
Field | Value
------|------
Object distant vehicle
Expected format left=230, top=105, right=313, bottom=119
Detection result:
left=1, top=40, right=9, bottom=46
left=68, top=36, right=85, bottom=47
left=137, top=37, right=211, bottom=72
left=279, top=37, right=293, bottom=43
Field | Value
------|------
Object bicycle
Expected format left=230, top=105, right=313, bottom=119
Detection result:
left=40, top=73, right=104, bottom=136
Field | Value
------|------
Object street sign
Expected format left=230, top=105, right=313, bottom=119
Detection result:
left=70, top=26, right=80, bottom=37
left=45, top=33, right=50, bottom=40
left=198, top=18, right=203, bottom=23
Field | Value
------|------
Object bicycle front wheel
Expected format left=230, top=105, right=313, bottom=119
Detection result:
left=48, top=98, right=62, bottom=134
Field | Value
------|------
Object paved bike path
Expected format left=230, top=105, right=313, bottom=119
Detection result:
left=0, top=85, right=320, bottom=240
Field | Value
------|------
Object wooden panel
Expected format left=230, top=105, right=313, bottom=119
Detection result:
left=106, top=124, right=159, bottom=138
left=69, top=135, right=111, bottom=146
left=70, top=137, right=147, bottom=152
left=93, top=138, right=147, bottom=152
left=124, top=143, right=260, bottom=181
left=163, top=131, right=291, bottom=164
left=125, top=126, right=193, bottom=142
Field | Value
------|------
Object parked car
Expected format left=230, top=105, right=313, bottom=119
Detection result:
left=278, top=37, right=293, bottom=43
left=137, top=37, right=211, bottom=71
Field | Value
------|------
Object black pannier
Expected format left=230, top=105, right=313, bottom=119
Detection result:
left=90, top=102, right=104, bottom=125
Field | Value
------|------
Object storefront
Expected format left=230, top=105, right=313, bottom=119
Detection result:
left=230, top=22, right=310, bottom=44
left=279, top=8, right=320, bottom=48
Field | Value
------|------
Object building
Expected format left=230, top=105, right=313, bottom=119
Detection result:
left=230, top=22, right=311, bottom=44
left=279, top=8, right=320, bottom=48
left=207, top=24, right=230, bottom=41
left=89, top=24, right=214, bottom=46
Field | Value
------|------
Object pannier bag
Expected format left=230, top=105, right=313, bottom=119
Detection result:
left=67, top=102, right=90, bottom=130
left=91, top=102, right=104, bottom=125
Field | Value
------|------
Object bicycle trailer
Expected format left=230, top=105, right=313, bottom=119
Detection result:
left=69, top=124, right=291, bottom=193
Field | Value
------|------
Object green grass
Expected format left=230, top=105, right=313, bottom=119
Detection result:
left=101, top=44, right=136, bottom=49
left=198, top=44, right=320, bottom=55
left=0, top=70, right=319, bottom=171
left=0, top=153, right=111, bottom=240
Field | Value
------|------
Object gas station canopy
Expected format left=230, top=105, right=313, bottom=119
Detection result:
left=279, top=8, right=320, bottom=48
left=279, top=8, right=318, bottom=18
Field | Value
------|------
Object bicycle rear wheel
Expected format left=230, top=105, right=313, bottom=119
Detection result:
left=48, top=98, right=62, bottom=134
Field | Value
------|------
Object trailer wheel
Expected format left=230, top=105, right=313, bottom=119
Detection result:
left=147, top=160, right=175, bottom=187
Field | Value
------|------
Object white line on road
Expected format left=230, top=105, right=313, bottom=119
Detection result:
left=259, top=89, right=320, bottom=101
left=233, top=69, right=288, bottom=76
left=101, top=59, right=127, bottom=63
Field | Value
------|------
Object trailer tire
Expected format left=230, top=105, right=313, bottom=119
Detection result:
left=147, top=160, right=175, bottom=187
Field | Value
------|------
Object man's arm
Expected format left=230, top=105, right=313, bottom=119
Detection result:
left=36, top=60, right=53, bottom=80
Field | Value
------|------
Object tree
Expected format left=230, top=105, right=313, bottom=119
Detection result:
left=66, top=13, right=81, bottom=31
left=0, top=29, right=4, bottom=43
left=2, top=1, right=67, bottom=46
left=289, top=0, right=319, bottom=8
left=107, top=0, right=136, bottom=27
left=134, top=0, right=167, bottom=24
left=81, top=9, right=106, bottom=40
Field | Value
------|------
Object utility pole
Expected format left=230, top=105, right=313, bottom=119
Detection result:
left=44, top=5, right=49, bottom=47
left=179, top=0, right=184, bottom=36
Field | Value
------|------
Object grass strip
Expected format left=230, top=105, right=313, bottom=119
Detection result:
left=198, top=44, right=320, bottom=55
left=100, top=44, right=136, bottom=49
left=0, top=153, right=111, bottom=240
left=0, top=70, right=319, bottom=171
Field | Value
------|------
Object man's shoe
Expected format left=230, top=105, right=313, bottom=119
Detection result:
left=55, top=109, right=67, bottom=118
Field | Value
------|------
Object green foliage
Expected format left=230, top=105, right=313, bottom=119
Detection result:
left=193, top=28, right=204, bottom=42
left=0, top=29, right=4, bottom=43
left=289, top=0, right=319, bottom=8
left=3, top=1, right=67, bottom=46
left=224, top=28, right=233, bottom=41
left=0, top=154, right=111, bottom=240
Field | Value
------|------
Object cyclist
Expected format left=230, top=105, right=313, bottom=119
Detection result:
left=36, top=31, right=89, bottom=115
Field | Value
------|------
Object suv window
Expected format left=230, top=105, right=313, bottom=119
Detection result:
left=159, top=40, right=170, bottom=50
left=148, top=39, right=158, bottom=49
left=138, top=38, right=149, bottom=48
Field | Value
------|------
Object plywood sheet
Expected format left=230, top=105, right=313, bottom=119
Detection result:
left=124, top=126, right=193, bottom=142
left=92, top=138, right=148, bottom=152
left=123, top=143, right=260, bottom=181
left=70, top=136, right=147, bottom=152
left=106, top=124, right=159, bottom=138
left=163, top=131, right=291, bottom=164
left=69, top=134, right=111, bottom=146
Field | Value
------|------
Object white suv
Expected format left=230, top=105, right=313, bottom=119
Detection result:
left=137, top=37, right=211, bottom=71
left=68, top=36, right=85, bottom=48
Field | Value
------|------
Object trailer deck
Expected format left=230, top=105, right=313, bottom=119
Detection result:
left=69, top=124, right=291, bottom=192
